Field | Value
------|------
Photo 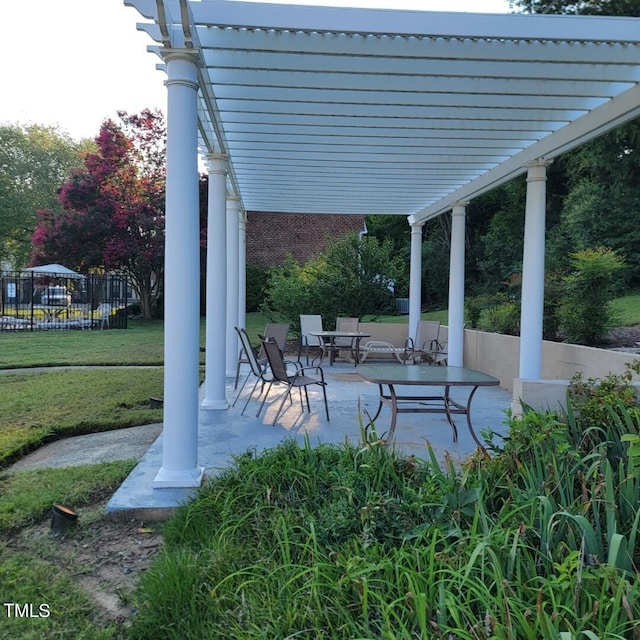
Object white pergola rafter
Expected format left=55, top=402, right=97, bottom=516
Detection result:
left=127, top=0, right=640, bottom=217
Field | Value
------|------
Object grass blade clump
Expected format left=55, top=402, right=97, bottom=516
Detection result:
left=131, top=387, right=640, bottom=639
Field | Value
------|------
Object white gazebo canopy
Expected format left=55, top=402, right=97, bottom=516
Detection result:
left=129, top=0, right=640, bottom=220
left=23, top=263, right=83, bottom=277
left=124, top=0, right=640, bottom=489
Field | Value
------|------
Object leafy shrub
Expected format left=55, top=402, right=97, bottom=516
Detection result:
left=262, top=232, right=406, bottom=329
left=260, top=257, right=313, bottom=332
left=465, top=295, right=488, bottom=328
left=566, top=360, right=640, bottom=464
left=468, top=252, right=620, bottom=343
left=559, top=247, right=624, bottom=345
left=542, top=270, right=564, bottom=340
left=245, top=264, right=269, bottom=312
left=127, top=301, right=142, bottom=316
left=466, top=293, right=510, bottom=331
left=132, top=412, right=640, bottom=639
left=483, top=300, right=520, bottom=335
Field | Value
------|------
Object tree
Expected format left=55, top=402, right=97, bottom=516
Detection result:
left=365, top=215, right=410, bottom=257
left=559, top=247, right=624, bottom=344
left=474, top=179, right=527, bottom=294
left=510, top=0, right=640, bottom=289
left=0, top=124, right=88, bottom=269
left=264, top=232, right=406, bottom=330
left=31, top=109, right=166, bottom=319
left=510, top=0, right=640, bottom=16
left=559, top=123, right=640, bottom=288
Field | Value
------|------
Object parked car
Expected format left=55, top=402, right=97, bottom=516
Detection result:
left=41, top=286, right=72, bottom=306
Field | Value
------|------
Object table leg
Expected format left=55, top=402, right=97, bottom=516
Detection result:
left=370, top=384, right=384, bottom=424
left=311, top=338, right=326, bottom=365
left=367, top=381, right=488, bottom=451
left=387, top=383, right=398, bottom=441
left=329, top=337, right=336, bottom=365
left=463, top=385, right=485, bottom=450
left=353, top=336, right=362, bottom=365
left=442, top=385, right=459, bottom=442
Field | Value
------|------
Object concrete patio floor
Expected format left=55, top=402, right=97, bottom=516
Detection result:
left=106, top=360, right=513, bottom=519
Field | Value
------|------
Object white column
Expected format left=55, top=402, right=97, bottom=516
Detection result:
left=408, top=222, right=424, bottom=341
left=519, top=160, right=550, bottom=379
left=238, top=211, right=247, bottom=328
left=225, top=195, right=241, bottom=377
left=448, top=202, right=467, bottom=367
left=154, top=52, right=203, bottom=488
left=201, top=153, right=229, bottom=410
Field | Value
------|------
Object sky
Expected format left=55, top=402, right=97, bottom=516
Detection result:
left=0, top=0, right=512, bottom=142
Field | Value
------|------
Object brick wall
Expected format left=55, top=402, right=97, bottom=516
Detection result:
left=246, top=211, right=366, bottom=267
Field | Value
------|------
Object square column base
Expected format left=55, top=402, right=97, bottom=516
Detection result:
left=201, top=398, right=229, bottom=410
left=153, top=465, right=205, bottom=488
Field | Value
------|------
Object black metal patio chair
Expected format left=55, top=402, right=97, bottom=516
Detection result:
left=233, top=326, right=273, bottom=414
left=259, top=337, right=330, bottom=425
left=234, top=322, right=290, bottom=389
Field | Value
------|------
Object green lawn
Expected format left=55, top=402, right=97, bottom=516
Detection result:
left=1, top=292, right=636, bottom=369
left=0, top=368, right=164, bottom=467
left=0, top=319, right=166, bottom=368
left=0, top=460, right=138, bottom=640
left=612, top=291, right=640, bottom=326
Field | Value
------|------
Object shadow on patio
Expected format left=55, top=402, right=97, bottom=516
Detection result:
left=106, top=361, right=512, bottom=519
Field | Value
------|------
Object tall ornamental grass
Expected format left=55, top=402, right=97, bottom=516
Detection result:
left=130, top=369, right=640, bottom=639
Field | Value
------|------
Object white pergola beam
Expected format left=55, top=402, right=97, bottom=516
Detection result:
left=203, top=52, right=640, bottom=86
left=201, top=26, right=640, bottom=64
left=222, top=124, right=544, bottom=141
left=215, top=100, right=585, bottom=123
left=210, top=67, right=638, bottom=99
left=226, top=142, right=519, bottom=156
left=214, top=111, right=565, bottom=132
left=190, top=1, right=640, bottom=43
left=225, top=133, right=538, bottom=148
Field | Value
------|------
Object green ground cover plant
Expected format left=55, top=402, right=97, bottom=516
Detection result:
left=129, top=370, right=640, bottom=639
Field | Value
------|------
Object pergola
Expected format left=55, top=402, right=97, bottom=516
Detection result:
left=125, top=0, right=640, bottom=487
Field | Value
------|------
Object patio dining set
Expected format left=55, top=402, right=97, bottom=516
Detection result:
left=232, top=316, right=499, bottom=451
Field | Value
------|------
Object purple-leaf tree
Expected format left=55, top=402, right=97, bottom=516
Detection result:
left=31, top=109, right=166, bottom=319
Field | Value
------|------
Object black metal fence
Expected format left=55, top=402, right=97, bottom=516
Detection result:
left=0, top=272, right=130, bottom=332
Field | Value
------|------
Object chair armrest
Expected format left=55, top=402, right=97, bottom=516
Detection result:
left=297, top=365, right=326, bottom=380
left=284, top=359, right=302, bottom=373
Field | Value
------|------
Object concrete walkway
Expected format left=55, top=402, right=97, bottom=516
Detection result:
left=104, top=361, right=513, bottom=520
left=9, top=423, right=163, bottom=472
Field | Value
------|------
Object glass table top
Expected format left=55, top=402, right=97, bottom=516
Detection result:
left=357, top=365, right=499, bottom=386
